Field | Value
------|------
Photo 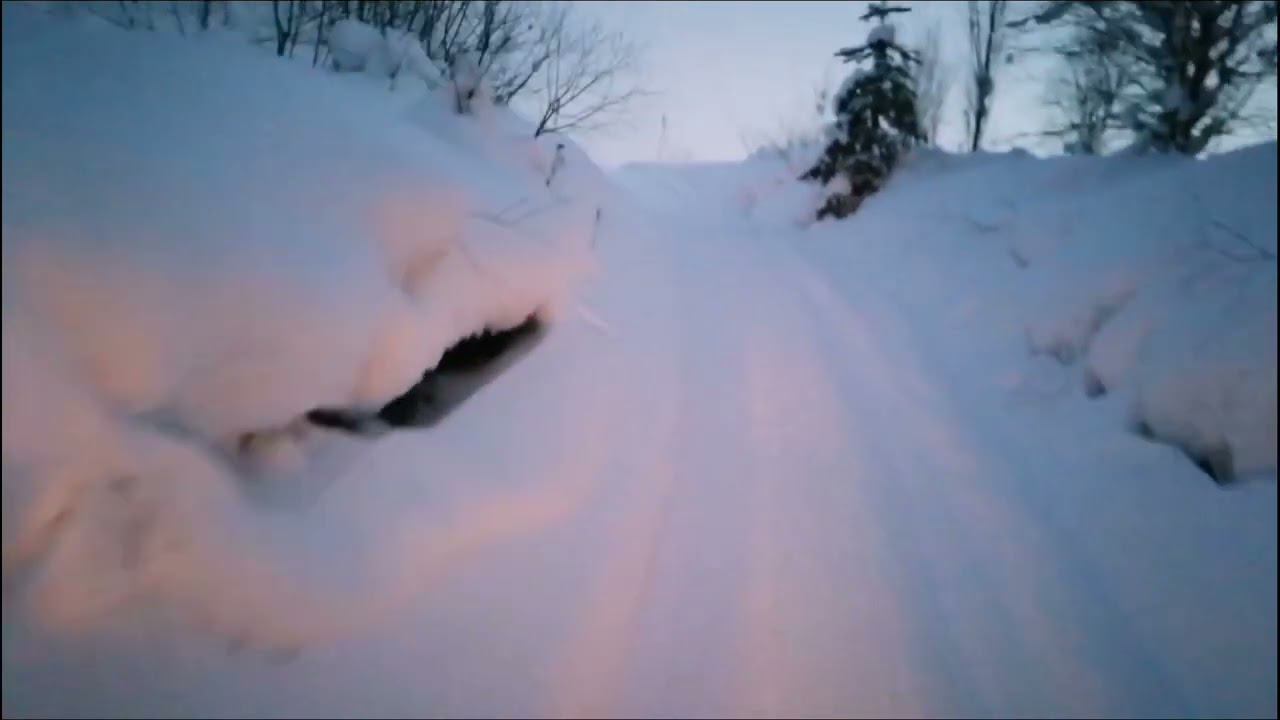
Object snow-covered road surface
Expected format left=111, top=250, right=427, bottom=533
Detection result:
left=6, top=171, right=1275, bottom=719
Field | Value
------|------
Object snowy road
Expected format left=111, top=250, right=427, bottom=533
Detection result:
left=546, top=190, right=1276, bottom=718
left=4, top=174, right=1276, bottom=719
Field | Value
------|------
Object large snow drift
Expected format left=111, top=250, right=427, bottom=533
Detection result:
left=2, top=3, right=600, bottom=634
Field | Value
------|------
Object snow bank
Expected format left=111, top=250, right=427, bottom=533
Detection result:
left=1128, top=264, right=1277, bottom=478
left=964, top=143, right=1275, bottom=480
left=2, top=2, right=600, bottom=631
left=917, top=143, right=1274, bottom=480
left=1014, top=143, right=1277, bottom=479
left=760, top=137, right=1277, bottom=482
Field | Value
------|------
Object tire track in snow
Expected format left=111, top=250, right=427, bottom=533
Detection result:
left=597, top=236, right=781, bottom=717
left=549, top=401, right=682, bottom=718
left=729, top=254, right=927, bottom=718
left=780, top=252, right=1141, bottom=715
left=549, top=204, right=689, bottom=718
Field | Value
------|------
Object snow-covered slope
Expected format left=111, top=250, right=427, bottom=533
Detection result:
left=3, top=4, right=1276, bottom=718
left=686, top=142, right=1277, bottom=482
left=854, top=145, right=1275, bottom=482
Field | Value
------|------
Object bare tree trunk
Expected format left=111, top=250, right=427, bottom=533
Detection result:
left=966, top=0, right=1006, bottom=152
left=439, top=2, right=470, bottom=65
left=312, top=1, right=328, bottom=67
left=131, top=0, right=155, bottom=31
left=287, top=0, right=302, bottom=57
left=403, top=0, right=422, bottom=37
left=476, top=0, right=496, bottom=67
left=171, top=2, right=186, bottom=35
left=385, top=0, right=398, bottom=32
left=273, top=0, right=290, bottom=57
left=419, top=1, right=442, bottom=47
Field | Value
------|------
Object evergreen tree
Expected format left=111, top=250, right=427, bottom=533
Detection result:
left=802, top=1, right=923, bottom=219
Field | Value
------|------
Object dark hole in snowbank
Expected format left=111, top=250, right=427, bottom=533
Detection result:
left=303, top=407, right=368, bottom=433
left=1082, top=368, right=1107, bottom=398
left=1129, top=418, right=1236, bottom=486
left=307, top=314, right=545, bottom=434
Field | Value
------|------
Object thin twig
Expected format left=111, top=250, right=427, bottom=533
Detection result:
left=471, top=196, right=570, bottom=229
left=1208, top=217, right=1276, bottom=261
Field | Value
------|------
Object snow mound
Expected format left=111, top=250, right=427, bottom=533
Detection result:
left=2, top=2, right=601, bottom=632
left=329, top=18, right=445, bottom=87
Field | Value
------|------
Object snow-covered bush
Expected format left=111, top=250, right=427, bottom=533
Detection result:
left=328, top=19, right=446, bottom=89
left=327, top=18, right=384, bottom=71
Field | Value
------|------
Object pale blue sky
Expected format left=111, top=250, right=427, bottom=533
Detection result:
left=572, top=1, right=1059, bottom=167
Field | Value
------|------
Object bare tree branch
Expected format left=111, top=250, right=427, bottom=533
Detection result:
left=1207, top=217, right=1277, bottom=262
left=913, top=21, right=949, bottom=146
left=528, top=6, right=645, bottom=137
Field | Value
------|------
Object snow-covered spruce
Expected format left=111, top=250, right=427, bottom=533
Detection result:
left=800, top=0, right=922, bottom=220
